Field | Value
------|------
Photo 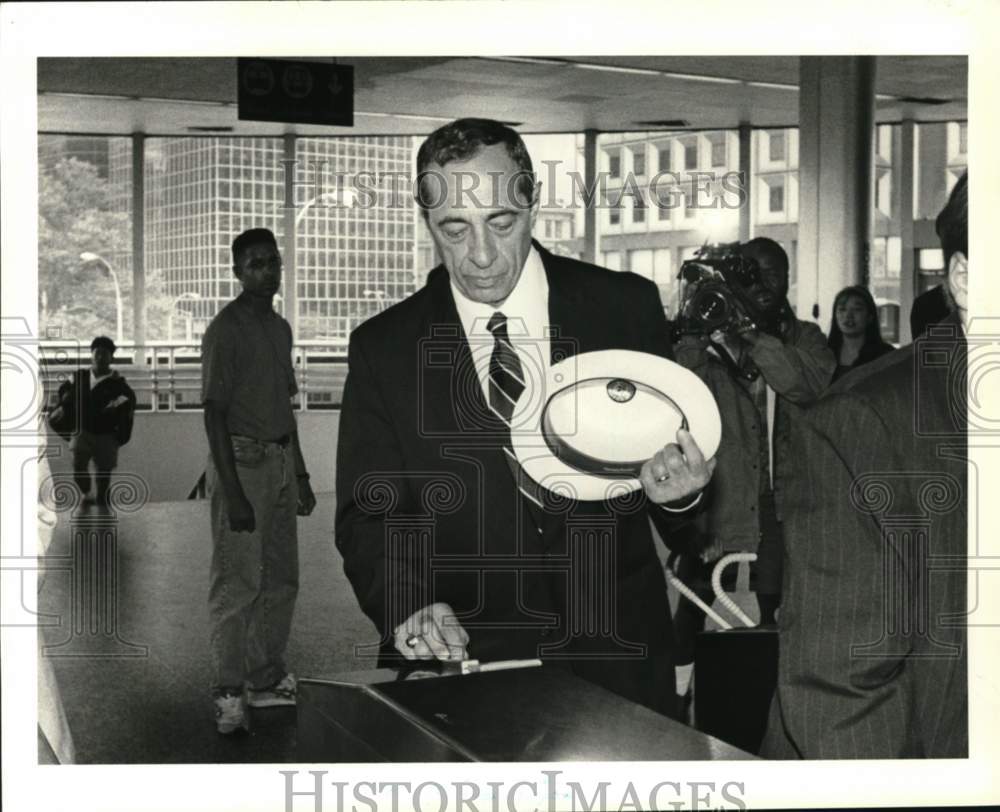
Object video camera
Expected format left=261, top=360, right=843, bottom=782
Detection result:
left=672, top=242, right=765, bottom=339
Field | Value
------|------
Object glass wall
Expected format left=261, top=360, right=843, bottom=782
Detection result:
left=37, top=121, right=968, bottom=346
left=144, top=137, right=286, bottom=342
left=38, top=136, right=133, bottom=343
left=595, top=129, right=743, bottom=317
left=293, top=136, right=417, bottom=341
left=521, top=132, right=584, bottom=263
left=868, top=121, right=967, bottom=342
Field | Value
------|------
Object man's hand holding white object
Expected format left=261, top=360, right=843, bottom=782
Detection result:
left=640, top=427, right=716, bottom=508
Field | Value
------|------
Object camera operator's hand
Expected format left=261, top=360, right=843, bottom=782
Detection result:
left=674, top=332, right=711, bottom=369
left=735, top=324, right=761, bottom=346
left=640, top=428, right=716, bottom=507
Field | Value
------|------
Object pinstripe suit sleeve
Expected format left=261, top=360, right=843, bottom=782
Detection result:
left=770, top=391, right=914, bottom=759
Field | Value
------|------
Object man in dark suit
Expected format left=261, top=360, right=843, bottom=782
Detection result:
left=335, top=118, right=715, bottom=717
left=910, top=283, right=950, bottom=340
left=762, top=174, right=968, bottom=758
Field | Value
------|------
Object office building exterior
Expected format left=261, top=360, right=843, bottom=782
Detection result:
left=134, top=136, right=420, bottom=341
left=592, top=123, right=967, bottom=340
left=42, top=122, right=966, bottom=345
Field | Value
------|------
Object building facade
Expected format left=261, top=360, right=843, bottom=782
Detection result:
left=40, top=122, right=967, bottom=346
left=136, top=136, right=420, bottom=341
left=591, top=123, right=967, bottom=341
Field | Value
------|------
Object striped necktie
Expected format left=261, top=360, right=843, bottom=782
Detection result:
left=486, top=311, right=525, bottom=422
left=486, top=312, right=543, bottom=509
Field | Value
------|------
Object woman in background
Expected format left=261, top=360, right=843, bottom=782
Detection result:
left=828, top=285, right=895, bottom=383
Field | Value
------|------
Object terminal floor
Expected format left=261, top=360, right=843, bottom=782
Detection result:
left=37, top=495, right=743, bottom=764
left=37, top=494, right=381, bottom=764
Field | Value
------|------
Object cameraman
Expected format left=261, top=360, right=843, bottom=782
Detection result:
left=671, top=238, right=834, bottom=704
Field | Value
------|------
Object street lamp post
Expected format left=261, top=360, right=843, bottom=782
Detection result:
left=168, top=291, right=201, bottom=342
left=80, top=251, right=123, bottom=344
left=294, top=189, right=357, bottom=229
left=363, top=288, right=387, bottom=319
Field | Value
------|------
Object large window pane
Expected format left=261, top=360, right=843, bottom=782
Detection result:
left=750, top=127, right=798, bottom=230
left=596, top=129, right=743, bottom=315
left=522, top=133, right=583, bottom=261
left=144, top=137, right=284, bottom=342
left=914, top=122, right=967, bottom=220
left=294, top=136, right=417, bottom=342
left=38, top=135, right=133, bottom=343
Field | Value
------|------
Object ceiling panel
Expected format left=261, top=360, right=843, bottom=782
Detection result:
left=37, top=55, right=967, bottom=137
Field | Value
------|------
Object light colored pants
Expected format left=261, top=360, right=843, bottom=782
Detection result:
left=207, top=436, right=299, bottom=693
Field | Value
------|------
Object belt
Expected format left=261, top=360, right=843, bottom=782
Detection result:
left=231, top=433, right=291, bottom=447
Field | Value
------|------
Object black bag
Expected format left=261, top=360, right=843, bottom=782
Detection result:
left=47, top=378, right=78, bottom=441
left=667, top=553, right=779, bottom=755
left=694, top=625, right=777, bottom=755
left=115, top=408, right=135, bottom=447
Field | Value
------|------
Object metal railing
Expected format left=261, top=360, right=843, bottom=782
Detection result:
left=39, top=341, right=349, bottom=413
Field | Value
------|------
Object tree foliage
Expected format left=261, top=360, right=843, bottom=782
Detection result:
left=38, top=156, right=182, bottom=342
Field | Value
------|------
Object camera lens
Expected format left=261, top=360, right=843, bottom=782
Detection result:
left=692, top=288, right=731, bottom=329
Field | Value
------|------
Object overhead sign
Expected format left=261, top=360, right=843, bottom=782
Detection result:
left=237, top=58, right=354, bottom=127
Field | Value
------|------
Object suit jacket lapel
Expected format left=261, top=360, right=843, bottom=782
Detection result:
left=424, top=265, right=505, bottom=436
left=540, top=243, right=588, bottom=364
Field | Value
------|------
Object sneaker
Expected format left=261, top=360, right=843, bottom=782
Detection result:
left=214, top=691, right=249, bottom=735
left=248, top=673, right=297, bottom=708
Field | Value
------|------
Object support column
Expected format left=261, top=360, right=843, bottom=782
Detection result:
left=915, top=124, right=947, bottom=219
left=131, top=133, right=146, bottom=358
left=797, top=57, right=875, bottom=323
left=583, top=129, right=598, bottom=265
left=282, top=134, right=299, bottom=340
left=738, top=123, right=752, bottom=243
left=898, top=119, right=916, bottom=345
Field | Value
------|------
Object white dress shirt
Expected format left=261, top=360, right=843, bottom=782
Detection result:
left=450, top=246, right=551, bottom=429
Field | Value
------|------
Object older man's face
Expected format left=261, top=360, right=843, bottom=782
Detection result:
left=424, top=143, right=539, bottom=307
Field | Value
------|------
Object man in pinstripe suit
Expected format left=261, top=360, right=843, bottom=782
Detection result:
left=763, top=174, right=968, bottom=759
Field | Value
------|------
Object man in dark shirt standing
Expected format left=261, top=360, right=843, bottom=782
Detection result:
left=201, top=228, right=316, bottom=735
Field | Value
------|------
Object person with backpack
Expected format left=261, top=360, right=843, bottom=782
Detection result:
left=49, top=335, right=136, bottom=506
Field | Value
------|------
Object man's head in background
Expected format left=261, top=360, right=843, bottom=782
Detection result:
left=416, top=118, right=540, bottom=307
left=90, top=335, right=115, bottom=375
left=740, top=237, right=790, bottom=319
left=231, top=228, right=282, bottom=300
left=937, top=172, right=968, bottom=330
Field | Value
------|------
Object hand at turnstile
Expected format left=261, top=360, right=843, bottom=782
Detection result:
left=394, top=602, right=469, bottom=661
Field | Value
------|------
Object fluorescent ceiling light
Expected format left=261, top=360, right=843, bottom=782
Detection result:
left=745, top=82, right=900, bottom=99
left=357, top=111, right=454, bottom=123
left=661, top=72, right=742, bottom=85
left=41, top=91, right=231, bottom=107
left=570, top=62, right=743, bottom=84
left=575, top=63, right=662, bottom=76
left=490, top=57, right=569, bottom=67
left=745, top=81, right=799, bottom=91
left=142, top=97, right=229, bottom=107
left=40, top=91, right=132, bottom=102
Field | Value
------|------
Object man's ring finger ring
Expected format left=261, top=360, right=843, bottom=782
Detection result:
left=655, top=473, right=670, bottom=483
left=405, top=635, right=420, bottom=648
